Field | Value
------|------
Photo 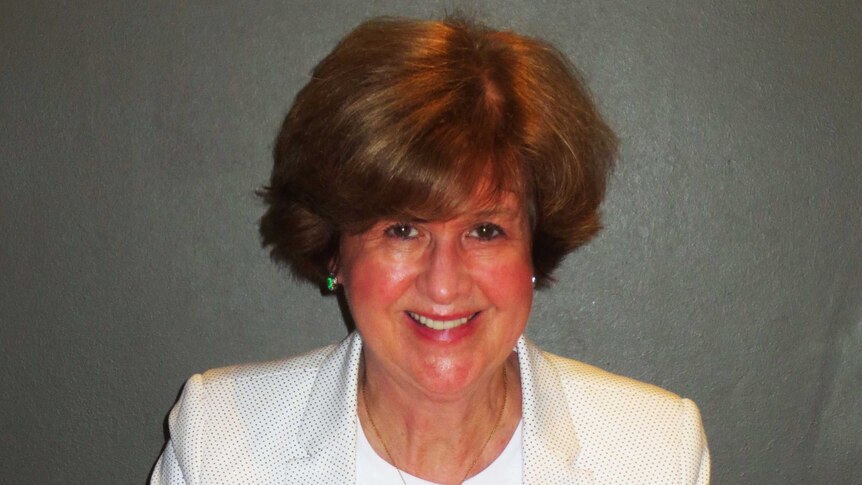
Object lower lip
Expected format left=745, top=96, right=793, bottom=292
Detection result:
left=406, top=312, right=480, bottom=343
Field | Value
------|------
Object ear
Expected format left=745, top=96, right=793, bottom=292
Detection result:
left=327, top=255, right=339, bottom=278
left=326, top=254, right=342, bottom=290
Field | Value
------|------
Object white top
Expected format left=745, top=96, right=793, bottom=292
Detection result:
left=356, top=419, right=523, bottom=485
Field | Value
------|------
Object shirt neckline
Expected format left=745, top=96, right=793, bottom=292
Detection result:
left=356, top=416, right=524, bottom=484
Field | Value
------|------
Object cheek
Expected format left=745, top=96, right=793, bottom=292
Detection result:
left=474, top=252, right=534, bottom=315
left=340, top=251, right=415, bottom=316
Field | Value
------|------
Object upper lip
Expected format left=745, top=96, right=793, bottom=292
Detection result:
left=406, top=310, right=480, bottom=321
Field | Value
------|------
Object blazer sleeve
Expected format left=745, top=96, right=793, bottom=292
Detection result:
left=150, top=374, right=206, bottom=485
left=680, top=398, right=710, bottom=484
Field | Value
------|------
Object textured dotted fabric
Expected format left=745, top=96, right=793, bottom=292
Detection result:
left=150, top=332, right=710, bottom=484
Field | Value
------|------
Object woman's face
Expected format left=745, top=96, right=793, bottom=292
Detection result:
left=338, top=190, right=533, bottom=398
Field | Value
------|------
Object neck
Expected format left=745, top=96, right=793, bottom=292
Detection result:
left=358, top=352, right=522, bottom=484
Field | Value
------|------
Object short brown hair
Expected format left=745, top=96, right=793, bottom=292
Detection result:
left=259, top=16, right=616, bottom=288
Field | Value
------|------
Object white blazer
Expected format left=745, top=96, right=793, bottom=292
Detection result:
left=151, top=332, right=709, bottom=484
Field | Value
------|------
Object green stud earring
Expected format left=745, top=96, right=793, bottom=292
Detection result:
left=326, top=275, right=338, bottom=292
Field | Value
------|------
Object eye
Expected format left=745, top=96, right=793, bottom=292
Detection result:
left=469, top=223, right=504, bottom=241
left=384, top=223, right=419, bottom=240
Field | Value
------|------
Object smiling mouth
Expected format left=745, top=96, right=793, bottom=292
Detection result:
left=406, top=311, right=479, bottom=331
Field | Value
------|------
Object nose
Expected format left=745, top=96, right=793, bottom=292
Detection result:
left=417, top=236, right=470, bottom=304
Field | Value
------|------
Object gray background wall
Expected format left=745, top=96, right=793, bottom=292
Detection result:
left=1, top=1, right=859, bottom=483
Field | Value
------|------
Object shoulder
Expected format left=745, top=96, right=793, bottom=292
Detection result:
left=537, top=348, right=710, bottom=484
left=198, top=342, right=337, bottom=387
left=176, top=342, right=340, bottom=427
left=175, top=344, right=337, bottom=420
left=153, top=342, right=344, bottom=484
left=542, top=347, right=705, bottom=432
left=542, top=350, right=682, bottom=403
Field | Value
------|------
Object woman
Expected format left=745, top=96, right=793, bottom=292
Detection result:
left=151, top=16, right=709, bottom=484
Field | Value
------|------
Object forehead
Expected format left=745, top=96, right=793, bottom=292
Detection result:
left=343, top=170, right=532, bottom=235
left=412, top=188, right=526, bottom=222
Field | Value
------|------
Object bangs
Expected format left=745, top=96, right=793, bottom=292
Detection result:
left=329, top=28, right=530, bottom=231
left=334, top=105, right=528, bottom=232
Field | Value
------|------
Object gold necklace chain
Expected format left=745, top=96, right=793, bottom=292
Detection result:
left=360, top=364, right=509, bottom=485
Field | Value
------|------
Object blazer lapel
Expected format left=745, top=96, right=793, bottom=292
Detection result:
left=288, top=333, right=363, bottom=484
left=518, top=337, right=594, bottom=485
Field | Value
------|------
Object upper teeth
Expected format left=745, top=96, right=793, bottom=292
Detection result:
left=408, top=312, right=472, bottom=330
